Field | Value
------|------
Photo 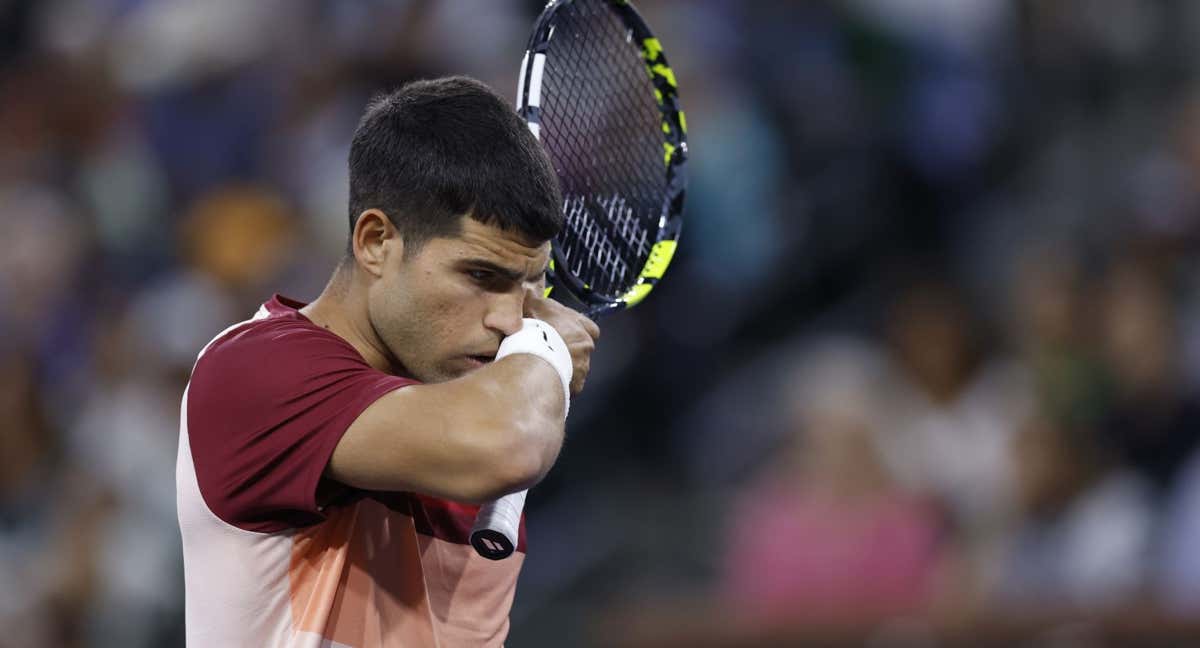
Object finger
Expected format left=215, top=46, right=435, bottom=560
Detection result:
left=569, top=348, right=592, bottom=396
left=526, top=289, right=571, bottom=320
left=522, top=286, right=544, bottom=317
left=581, top=316, right=600, bottom=340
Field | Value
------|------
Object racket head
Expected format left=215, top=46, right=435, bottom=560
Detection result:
left=517, top=0, right=687, bottom=317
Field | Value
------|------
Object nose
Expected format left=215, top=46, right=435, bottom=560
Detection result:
left=483, top=289, right=525, bottom=338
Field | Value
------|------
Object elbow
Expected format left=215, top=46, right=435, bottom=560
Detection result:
left=453, top=452, right=542, bottom=505
left=444, top=375, right=565, bottom=503
left=459, top=418, right=560, bottom=503
left=474, top=453, right=543, bottom=503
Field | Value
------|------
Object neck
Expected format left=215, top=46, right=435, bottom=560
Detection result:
left=300, top=267, right=402, bottom=375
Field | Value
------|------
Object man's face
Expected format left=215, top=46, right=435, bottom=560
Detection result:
left=366, top=216, right=550, bottom=383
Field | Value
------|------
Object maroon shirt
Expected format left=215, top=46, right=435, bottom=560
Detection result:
left=178, top=295, right=526, bottom=647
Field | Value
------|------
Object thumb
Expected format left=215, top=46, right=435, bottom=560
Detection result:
left=523, top=286, right=543, bottom=318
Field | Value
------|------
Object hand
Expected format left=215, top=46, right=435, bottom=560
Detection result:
left=523, top=288, right=600, bottom=396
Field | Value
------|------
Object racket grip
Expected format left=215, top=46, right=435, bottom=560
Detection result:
left=471, top=489, right=527, bottom=560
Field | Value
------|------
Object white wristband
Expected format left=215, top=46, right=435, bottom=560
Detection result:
left=495, top=318, right=572, bottom=418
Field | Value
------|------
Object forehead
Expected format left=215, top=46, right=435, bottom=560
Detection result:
left=431, top=217, right=550, bottom=272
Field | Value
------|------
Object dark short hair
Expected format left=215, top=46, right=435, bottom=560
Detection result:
left=347, top=76, right=562, bottom=255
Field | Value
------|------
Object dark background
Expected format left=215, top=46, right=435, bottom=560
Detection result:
left=4, top=0, right=1200, bottom=645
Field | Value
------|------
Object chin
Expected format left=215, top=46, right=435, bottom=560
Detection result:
left=405, top=356, right=479, bottom=383
left=445, top=357, right=490, bottom=381
left=421, top=364, right=467, bottom=384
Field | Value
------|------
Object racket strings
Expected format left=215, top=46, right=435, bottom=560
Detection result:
left=539, top=0, right=668, bottom=298
left=562, top=194, right=652, bottom=290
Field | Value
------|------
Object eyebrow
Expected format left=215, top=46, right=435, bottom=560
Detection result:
left=459, top=258, right=532, bottom=282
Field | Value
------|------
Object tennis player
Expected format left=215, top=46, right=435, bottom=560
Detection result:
left=176, top=76, right=599, bottom=647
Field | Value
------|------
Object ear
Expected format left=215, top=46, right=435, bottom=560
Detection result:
left=351, top=209, right=403, bottom=278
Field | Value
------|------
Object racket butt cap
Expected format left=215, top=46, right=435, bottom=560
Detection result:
left=471, top=529, right=515, bottom=561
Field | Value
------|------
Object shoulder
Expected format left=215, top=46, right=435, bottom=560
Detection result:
left=182, top=296, right=414, bottom=532
left=202, top=299, right=354, bottom=360
left=186, top=295, right=408, bottom=456
left=191, top=297, right=365, bottom=392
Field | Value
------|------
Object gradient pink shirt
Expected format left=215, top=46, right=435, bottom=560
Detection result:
left=177, top=296, right=526, bottom=647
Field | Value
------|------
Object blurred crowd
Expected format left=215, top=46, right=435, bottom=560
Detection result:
left=3, top=0, right=1200, bottom=646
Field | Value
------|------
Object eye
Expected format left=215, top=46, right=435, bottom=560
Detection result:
left=467, top=269, right=494, bottom=282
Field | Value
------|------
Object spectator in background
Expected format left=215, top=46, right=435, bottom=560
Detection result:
left=873, top=273, right=1030, bottom=541
left=988, top=400, right=1153, bottom=608
left=0, top=184, right=88, bottom=350
left=1158, top=442, right=1200, bottom=613
left=1097, top=254, right=1200, bottom=495
left=0, top=353, right=111, bottom=648
left=1007, top=247, right=1108, bottom=444
left=721, top=338, right=946, bottom=623
left=177, top=185, right=300, bottom=310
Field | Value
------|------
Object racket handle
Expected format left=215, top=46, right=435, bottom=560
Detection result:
left=471, top=489, right=527, bottom=560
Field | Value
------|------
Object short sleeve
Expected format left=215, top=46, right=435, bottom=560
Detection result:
left=186, top=317, right=416, bottom=532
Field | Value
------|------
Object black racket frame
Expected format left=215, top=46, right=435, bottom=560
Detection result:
left=516, top=0, right=688, bottom=318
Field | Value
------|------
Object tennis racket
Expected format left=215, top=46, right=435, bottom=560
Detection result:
left=471, top=0, right=687, bottom=560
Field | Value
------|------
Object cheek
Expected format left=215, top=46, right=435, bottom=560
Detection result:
left=367, top=277, right=413, bottom=344
left=403, top=275, right=485, bottom=346
left=426, top=283, right=485, bottom=339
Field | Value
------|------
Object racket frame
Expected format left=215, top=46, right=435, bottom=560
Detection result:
left=516, top=0, right=688, bottom=318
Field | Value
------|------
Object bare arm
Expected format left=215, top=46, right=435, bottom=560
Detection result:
left=327, top=355, right=564, bottom=503
left=327, top=295, right=598, bottom=504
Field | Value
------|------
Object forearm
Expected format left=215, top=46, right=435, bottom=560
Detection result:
left=327, top=352, right=566, bottom=502
left=458, top=354, right=567, bottom=486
